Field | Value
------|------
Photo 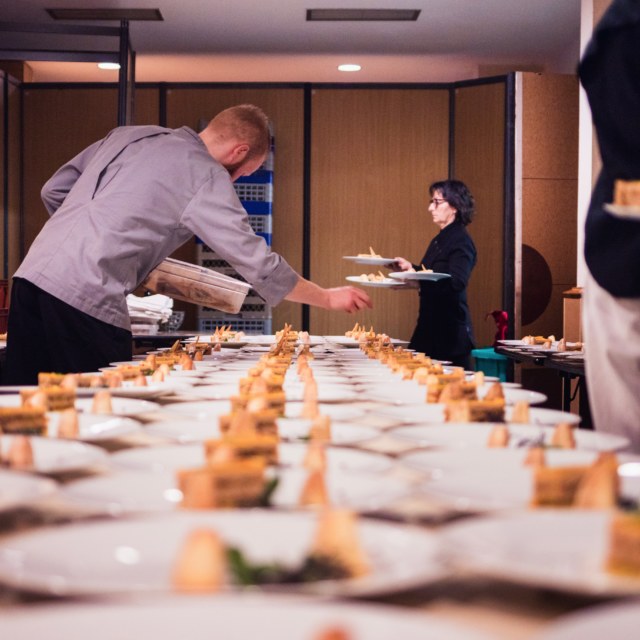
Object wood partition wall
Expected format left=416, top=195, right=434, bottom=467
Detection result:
left=163, top=87, right=305, bottom=332
left=308, top=88, right=450, bottom=338
left=18, top=78, right=511, bottom=344
left=453, top=81, right=507, bottom=348
left=0, top=72, right=22, bottom=280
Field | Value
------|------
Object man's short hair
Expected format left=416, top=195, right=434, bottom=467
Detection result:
left=210, top=104, right=270, bottom=160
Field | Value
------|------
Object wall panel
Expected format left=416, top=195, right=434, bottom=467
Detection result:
left=520, top=73, right=579, bottom=339
left=22, top=87, right=119, bottom=255
left=309, top=88, right=449, bottom=338
left=454, top=82, right=506, bottom=348
left=165, top=87, right=304, bottom=332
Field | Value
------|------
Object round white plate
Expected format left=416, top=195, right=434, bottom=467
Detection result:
left=478, top=385, right=547, bottom=405
left=0, top=469, right=57, bottom=511
left=345, top=276, right=402, bottom=288
left=374, top=404, right=447, bottom=423
left=145, top=418, right=379, bottom=446
left=507, top=406, right=581, bottom=426
left=110, top=442, right=393, bottom=474
left=401, top=449, right=640, bottom=512
left=0, top=436, right=108, bottom=474
left=0, top=510, right=445, bottom=597
left=392, top=423, right=630, bottom=452
left=603, top=202, right=640, bottom=220
left=165, top=384, right=241, bottom=401
left=46, top=413, right=142, bottom=441
left=443, top=510, right=640, bottom=596
left=60, top=466, right=410, bottom=514
left=284, top=403, right=365, bottom=422
left=343, top=255, right=395, bottom=265
left=75, top=396, right=158, bottom=417
left=0, top=593, right=491, bottom=640
left=157, top=400, right=233, bottom=420
left=280, top=385, right=359, bottom=403
left=532, top=600, right=640, bottom=640
left=388, top=271, right=451, bottom=281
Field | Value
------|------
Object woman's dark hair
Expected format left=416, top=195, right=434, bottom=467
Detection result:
left=429, top=179, right=475, bottom=226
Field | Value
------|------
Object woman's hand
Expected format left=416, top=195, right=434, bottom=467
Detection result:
left=389, top=256, right=413, bottom=272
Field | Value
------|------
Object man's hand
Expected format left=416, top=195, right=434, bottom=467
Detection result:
left=325, top=286, right=373, bottom=313
left=284, top=277, right=372, bottom=312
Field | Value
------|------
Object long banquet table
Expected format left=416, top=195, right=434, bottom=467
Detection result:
left=0, top=334, right=637, bottom=639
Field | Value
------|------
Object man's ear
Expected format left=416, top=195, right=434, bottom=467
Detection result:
left=229, top=143, right=249, bottom=164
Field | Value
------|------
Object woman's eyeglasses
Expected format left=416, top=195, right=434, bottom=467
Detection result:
left=429, top=198, right=447, bottom=206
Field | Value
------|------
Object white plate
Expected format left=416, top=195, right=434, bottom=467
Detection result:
left=0, top=510, right=445, bottom=597
left=281, top=385, right=359, bottom=403
left=345, top=276, right=402, bottom=288
left=478, top=384, right=547, bottom=405
left=145, top=418, right=379, bottom=446
left=0, top=436, right=108, bottom=474
left=496, top=339, right=526, bottom=346
left=74, top=396, right=158, bottom=417
left=376, top=403, right=580, bottom=426
left=0, top=593, right=491, bottom=640
left=0, top=469, right=57, bottom=512
left=507, top=406, right=581, bottom=426
left=392, top=423, right=629, bottom=452
left=443, top=510, right=640, bottom=596
left=604, top=202, right=640, bottom=220
left=153, top=400, right=232, bottom=421
left=110, top=442, right=393, bottom=474
left=61, top=466, right=410, bottom=514
left=343, top=255, right=395, bottom=265
left=374, top=404, right=447, bottom=423
left=388, top=271, right=451, bottom=281
left=532, top=600, right=640, bottom=640
left=284, top=403, right=365, bottom=421
left=46, top=413, right=142, bottom=441
left=401, top=449, right=640, bottom=512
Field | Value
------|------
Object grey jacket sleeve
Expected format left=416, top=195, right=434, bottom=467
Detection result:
left=181, top=167, right=299, bottom=306
left=41, top=138, right=105, bottom=215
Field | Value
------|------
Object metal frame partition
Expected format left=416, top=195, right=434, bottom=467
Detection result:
left=0, top=20, right=135, bottom=125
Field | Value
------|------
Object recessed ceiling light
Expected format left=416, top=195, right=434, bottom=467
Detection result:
left=98, top=62, right=121, bottom=70
left=338, top=64, right=362, bottom=72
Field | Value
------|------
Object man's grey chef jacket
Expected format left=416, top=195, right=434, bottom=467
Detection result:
left=15, top=125, right=299, bottom=330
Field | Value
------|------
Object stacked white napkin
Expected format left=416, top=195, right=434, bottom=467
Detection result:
left=126, top=294, right=174, bottom=324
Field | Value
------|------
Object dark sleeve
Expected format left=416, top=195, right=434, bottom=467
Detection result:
left=446, top=239, right=476, bottom=292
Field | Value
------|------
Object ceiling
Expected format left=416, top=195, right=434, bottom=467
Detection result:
left=1, top=0, right=583, bottom=83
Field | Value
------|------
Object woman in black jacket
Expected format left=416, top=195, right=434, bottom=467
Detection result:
left=393, top=179, right=477, bottom=369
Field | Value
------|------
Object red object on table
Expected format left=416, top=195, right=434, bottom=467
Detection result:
left=486, top=309, right=508, bottom=347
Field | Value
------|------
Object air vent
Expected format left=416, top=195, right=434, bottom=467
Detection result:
left=306, top=8, right=420, bottom=21
left=46, top=8, right=163, bottom=21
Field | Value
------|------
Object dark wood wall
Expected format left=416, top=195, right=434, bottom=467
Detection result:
left=14, top=78, right=511, bottom=342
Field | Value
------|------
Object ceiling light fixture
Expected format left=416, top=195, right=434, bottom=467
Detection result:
left=338, top=64, right=362, bottom=72
left=46, top=8, right=163, bottom=21
left=307, top=9, right=420, bottom=21
left=98, top=62, right=121, bottom=70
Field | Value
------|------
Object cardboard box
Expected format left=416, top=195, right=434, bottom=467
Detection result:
left=562, top=287, right=582, bottom=342
left=142, top=258, right=250, bottom=314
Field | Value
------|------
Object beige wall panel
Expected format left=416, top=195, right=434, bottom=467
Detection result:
left=309, top=88, right=450, bottom=338
left=454, top=82, right=506, bottom=348
left=22, top=88, right=119, bottom=257
left=165, top=88, right=304, bottom=331
left=522, top=178, right=578, bottom=284
left=522, top=73, right=579, bottom=180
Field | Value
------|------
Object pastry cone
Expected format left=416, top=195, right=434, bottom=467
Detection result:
left=171, top=529, right=225, bottom=592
